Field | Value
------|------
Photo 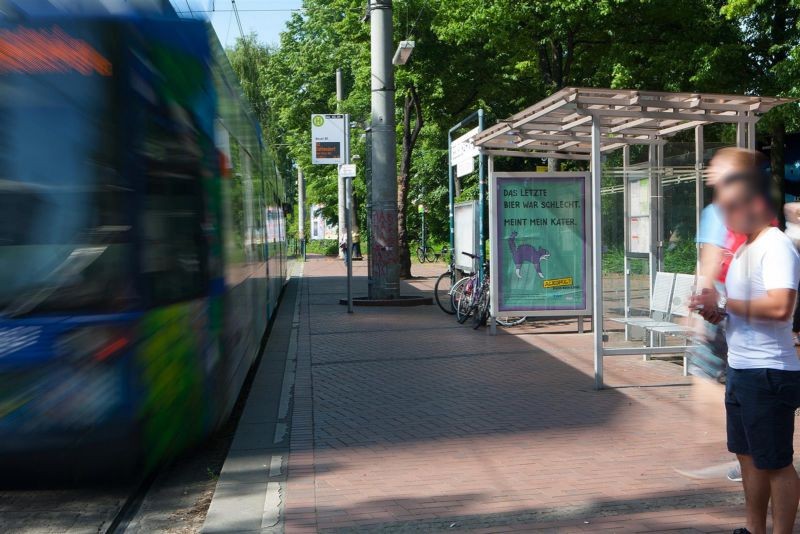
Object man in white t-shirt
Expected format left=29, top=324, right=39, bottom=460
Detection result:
left=694, top=163, right=800, bottom=534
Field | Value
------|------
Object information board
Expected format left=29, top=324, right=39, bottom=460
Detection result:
left=451, top=126, right=480, bottom=178
left=454, top=201, right=479, bottom=273
left=311, top=114, right=345, bottom=165
left=627, top=176, right=650, bottom=254
left=489, top=172, right=592, bottom=317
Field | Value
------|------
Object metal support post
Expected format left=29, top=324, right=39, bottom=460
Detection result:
left=622, top=145, right=631, bottom=340
left=298, top=167, right=306, bottom=262
left=336, top=68, right=346, bottom=258
left=736, top=120, right=746, bottom=148
left=591, top=116, right=604, bottom=390
left=648, top=143, right=658, bottom=288
left=695, top=125, right=704, bottom=273
left=345, top=113, right=353, bottom=312
left=346, top=179, right=354, bottom=313
left=747, top=113, right=756, bottom=150
left=448, top=132, right=455, bottom=275
left=478, top=109, right=486, bottom=284
left=488, top=154, right=496, bottom=336
left=656, top=142, right=664, bottom=274
left=447, top=109, right=484, bottom=277
left=368, top=0, right=399, bottom=299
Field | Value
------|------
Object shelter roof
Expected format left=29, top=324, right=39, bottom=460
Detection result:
left=473, top=87, right=794, bottom=160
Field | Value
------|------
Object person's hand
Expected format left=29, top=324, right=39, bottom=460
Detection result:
left=697, top=306, right=726, bottom=325
left=689, top=287, right=718, bottom=310
left=690, top=287, right=725, bottom=325
left=784, top=202, right=800, bottom=224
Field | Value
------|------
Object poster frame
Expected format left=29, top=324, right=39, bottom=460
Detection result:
left=626, top=173, right=651, bottom=257
left=489, top=171, right=593, bottom=318
left=453, top=200, right=479, bottom=273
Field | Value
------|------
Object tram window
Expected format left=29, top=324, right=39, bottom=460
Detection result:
left=140, top=105, right=208, bottom=306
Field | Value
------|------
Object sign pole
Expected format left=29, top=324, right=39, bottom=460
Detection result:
left=344, top=114, right=354, bottom=313
left=336, top=68, right=346, bottom=259
left=448, top=129, right=455, bottom=274
left=448, top=109, right=483, bottom=281
left=298, top=167, right=306, bottom=262
left=477, top=109, right=486, bottom=285
left=487, top=155, right=497, bottom=335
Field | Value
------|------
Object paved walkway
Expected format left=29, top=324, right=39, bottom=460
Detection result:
left=206, top=256, right=763, bottom=533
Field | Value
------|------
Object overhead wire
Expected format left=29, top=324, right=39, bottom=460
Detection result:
left=406, top=2, right=426, bottom=39
left=231, top=0, right=245, bottom=40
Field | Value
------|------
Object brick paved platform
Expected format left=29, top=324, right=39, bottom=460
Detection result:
left=209, top=256, right=775, bottom=533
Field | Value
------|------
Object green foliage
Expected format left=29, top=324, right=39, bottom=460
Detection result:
left=602, top=248, right=649, bottom=275
left=305, top=239, right=340, bottom=256
left=222, top=0, right=800, bottom=261
left=602, top=242, right=696, bottom=275
left=665, top=240, right=699, bottom=275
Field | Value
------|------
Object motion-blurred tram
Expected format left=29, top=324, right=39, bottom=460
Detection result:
left=0, top=11, right=288, bottom=475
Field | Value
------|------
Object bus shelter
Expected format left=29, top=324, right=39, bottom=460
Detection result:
left=472, top=87, right=793, bottom=389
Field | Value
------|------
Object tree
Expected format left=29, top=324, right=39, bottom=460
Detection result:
left=721, top=0, right=800, bottom=218
left=231, top=0, right=785, bottom=274
left=397, top=82, right=422, bottom=277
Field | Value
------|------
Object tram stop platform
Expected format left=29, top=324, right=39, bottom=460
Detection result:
left=201, top=255, right=756, bottom=533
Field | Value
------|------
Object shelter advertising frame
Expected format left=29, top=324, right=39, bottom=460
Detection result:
left=454, top=200, right=480, bottom=273
left=489, top=171, right=592, bottom=319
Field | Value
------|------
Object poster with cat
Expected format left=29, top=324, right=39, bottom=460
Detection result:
left=490, top=172, right=591, bottom=316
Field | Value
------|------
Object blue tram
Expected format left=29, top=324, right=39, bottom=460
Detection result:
left=0, top=10, right=287, bottom=474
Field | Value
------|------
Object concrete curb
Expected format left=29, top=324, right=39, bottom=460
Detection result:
left=202, top=264, right=303, bottom=534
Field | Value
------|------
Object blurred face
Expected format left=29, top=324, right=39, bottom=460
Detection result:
left=707, top=155, right=739, bottom=187
left=716, top=180, right=765, bottom=235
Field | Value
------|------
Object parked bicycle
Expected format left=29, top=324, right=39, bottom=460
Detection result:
left=434, top=266, right=459, bottom=314
left=416, top=243, right=435, bottom=263
left=417, top=243, right=449, bottom=264
left=444, top=252, right=527, bottom=328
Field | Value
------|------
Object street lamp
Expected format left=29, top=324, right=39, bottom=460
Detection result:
left=392, top=40, right=415, bottom=65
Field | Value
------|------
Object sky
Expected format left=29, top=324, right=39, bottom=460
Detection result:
left=171, top=0, right=302, bottom=48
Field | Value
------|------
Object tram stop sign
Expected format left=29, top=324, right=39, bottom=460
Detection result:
left=311, top=114, right=346, bottom=165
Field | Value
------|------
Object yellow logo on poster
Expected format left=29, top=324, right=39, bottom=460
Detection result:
left=543, top=277, right=573, bottom=288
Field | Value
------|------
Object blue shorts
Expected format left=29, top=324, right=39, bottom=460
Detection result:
left=726, top=367, right=800, bottom=470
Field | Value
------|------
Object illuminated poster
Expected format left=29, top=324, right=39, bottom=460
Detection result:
left=489, top=172, right=592, bottom=316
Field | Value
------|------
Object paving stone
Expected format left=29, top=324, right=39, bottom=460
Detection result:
left=281, top=257, right=758, bottom=532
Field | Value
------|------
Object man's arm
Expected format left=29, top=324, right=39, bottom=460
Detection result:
left=698, top=243, right=723, bottom=290
left=727, top=289, right=797, bottom=321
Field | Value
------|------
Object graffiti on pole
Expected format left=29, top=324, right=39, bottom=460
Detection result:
left=370, top=210, right=397, bottom=277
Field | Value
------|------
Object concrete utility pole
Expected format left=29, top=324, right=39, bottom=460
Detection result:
left=336, top=68, right=347, bottom=258
left=298, top=167, right=306, bottom=261
left=369, top=0, right=400, bottom=299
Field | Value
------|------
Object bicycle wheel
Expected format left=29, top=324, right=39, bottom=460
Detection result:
left=496, top=316, right=527, bottom=327
left=434, top=271, right=456, bottom=315
left=416, top=247, right=426, bottom=263
left=424, top=248, right=436, bottom=263
left=472, top=285, right=490, bottom=329
left=450, top=276, right=469, bottom=317
left=456, top=279, right=475, bottom=324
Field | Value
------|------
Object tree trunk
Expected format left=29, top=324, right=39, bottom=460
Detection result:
left=398, top=83, right=423, bottom=279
